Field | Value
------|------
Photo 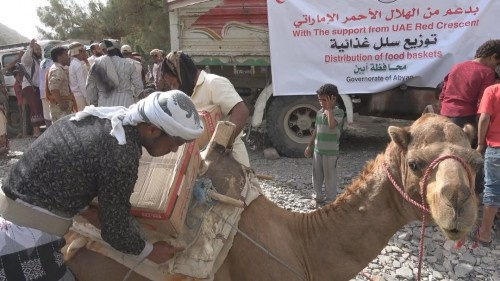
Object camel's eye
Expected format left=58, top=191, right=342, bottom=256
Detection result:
left=408, top=159, right=425, bottom=172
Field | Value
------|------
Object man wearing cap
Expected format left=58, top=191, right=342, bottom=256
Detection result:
left=46, top=46, right=74, bottom=122
left=0, top=90, right=203, bottom=280
left=150, top=49, right=167, bottom=90
left=86, top=39, right=144, bottom=107
left=68, top=42, right=89, bottom=111
left=162, top=50, right=251, bottom=166
left=121, top=44, right=144, bottom=98
left=88, top=43, right=104, bottom=66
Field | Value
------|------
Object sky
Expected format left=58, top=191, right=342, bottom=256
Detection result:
left=1, top=0, right=50, bottom=39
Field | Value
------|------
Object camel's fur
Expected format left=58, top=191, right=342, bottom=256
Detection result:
left=66, top=114, right=482, bottom=281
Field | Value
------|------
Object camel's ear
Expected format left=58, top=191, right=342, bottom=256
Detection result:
left=462, top=124, right=476, bottom=145
left=388, top=126, right=410, bottom=149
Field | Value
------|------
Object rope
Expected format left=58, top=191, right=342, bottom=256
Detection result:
left=382, top=155, right=473, bottom=281
left=382, top=161, right=430, bottom=213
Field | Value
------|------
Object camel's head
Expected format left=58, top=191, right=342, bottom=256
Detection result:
left=387, top=114, right=483, bottom=240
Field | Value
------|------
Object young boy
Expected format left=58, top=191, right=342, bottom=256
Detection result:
left=305, top=83, right=344, bottom=209
left=475, top=83, right=500, bottom=246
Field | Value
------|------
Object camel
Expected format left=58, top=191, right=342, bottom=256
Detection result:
left=66, top=114, right=483, bottom=281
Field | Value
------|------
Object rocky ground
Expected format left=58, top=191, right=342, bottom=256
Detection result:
left=1, top=115, right=499, bottom=281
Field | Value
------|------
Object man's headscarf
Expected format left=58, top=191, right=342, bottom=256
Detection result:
left=163, top=51, right=198, bottom=96
left=101, top=39, right=121, bottom=52
left=70, top=90, right=204, bottom=144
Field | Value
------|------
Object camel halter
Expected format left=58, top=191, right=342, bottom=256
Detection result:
left=382, top=154, right=473, bottom=281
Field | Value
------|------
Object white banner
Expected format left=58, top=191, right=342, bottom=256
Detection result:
left=268, top=0, right=500, bottom=95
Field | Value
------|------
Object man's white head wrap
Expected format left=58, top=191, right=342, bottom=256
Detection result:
left=70, top=90, right=203, bottom=144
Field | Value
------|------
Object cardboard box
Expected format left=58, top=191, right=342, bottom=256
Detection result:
left=196, top=105, right=222, bottom=149
left=130, top=142, right=201, bottom=236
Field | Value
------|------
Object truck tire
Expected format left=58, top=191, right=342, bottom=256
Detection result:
left=6, top=98, right=21, bottom=138
left=266, top=96, right=320, bottom=158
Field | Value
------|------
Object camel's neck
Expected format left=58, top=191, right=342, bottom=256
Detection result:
left=297, top=154, right=416, bottom=280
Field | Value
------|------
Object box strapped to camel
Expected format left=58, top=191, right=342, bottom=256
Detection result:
left=63, top=121, right=262, bottom=280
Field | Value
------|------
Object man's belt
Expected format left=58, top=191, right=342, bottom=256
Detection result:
left=0, top=191, right=72, bottom=237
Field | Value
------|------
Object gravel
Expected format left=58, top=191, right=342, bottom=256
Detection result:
left=1, top=115, right=499, bottom=281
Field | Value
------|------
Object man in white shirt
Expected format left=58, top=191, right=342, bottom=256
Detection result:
left=162, top=51, right=251, bottom=166
left=68, top=42, right=88, bottom=111
left=88, top=43, right=103, bottom=66
left=121, top=45, right=144, bottom=98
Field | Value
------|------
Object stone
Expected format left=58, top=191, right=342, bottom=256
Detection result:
left=454, top=263, right=473, bottom=277
left=444, top=259, right=453, bottom=272
left=459, top=252, right=476, bottom=265
left=380, top=273, right=398, bottom=281
left=431, top=270, right=443, bottom=279
left=481, top=256, right=494, bottom=265
left=398, top=232, right=411, bottom=241
left=443, top=240, right=456, bottom=251
left=263, top=147, right=280, bottom=160
left=426, top=256, right=438, bottom=263
left=395, top=267, right=414, bottom=279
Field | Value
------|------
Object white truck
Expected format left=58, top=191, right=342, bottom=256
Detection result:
left=165, top=0, right=497, bottom=157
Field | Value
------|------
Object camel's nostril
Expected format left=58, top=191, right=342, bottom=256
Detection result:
left=446, top=228, right=460, bottom=234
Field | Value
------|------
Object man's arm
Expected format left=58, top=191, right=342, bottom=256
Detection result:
left=21, top=40, right=35, bottom=66
left=228, top=101, right=250, bottom=138
left=97, top=150, right=180, bottom=263
left=3, top=51, right=24, bottom=71
left=476, top=112, right=490, bottom=153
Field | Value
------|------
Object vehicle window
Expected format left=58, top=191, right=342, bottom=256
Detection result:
left=1, top=53, right=19, bottom=76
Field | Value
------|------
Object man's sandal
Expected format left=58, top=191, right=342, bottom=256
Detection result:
left=469, top=224, right=493, bottom=248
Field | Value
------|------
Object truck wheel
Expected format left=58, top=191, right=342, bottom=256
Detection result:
left=266, top=96, right=319, bottom=158
left=6, top=98, right=21, bottom=138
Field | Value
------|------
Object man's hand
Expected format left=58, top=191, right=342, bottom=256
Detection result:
left=30, top=39, right=37, bottom=48
left=476, top=144, right=486, bottom=155
left=147, top=241, right=184, bottom=264
left=80, top=207, right=101, bottom=229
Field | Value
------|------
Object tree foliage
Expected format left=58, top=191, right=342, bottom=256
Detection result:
left=36, top=0, right=170, bottom=60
